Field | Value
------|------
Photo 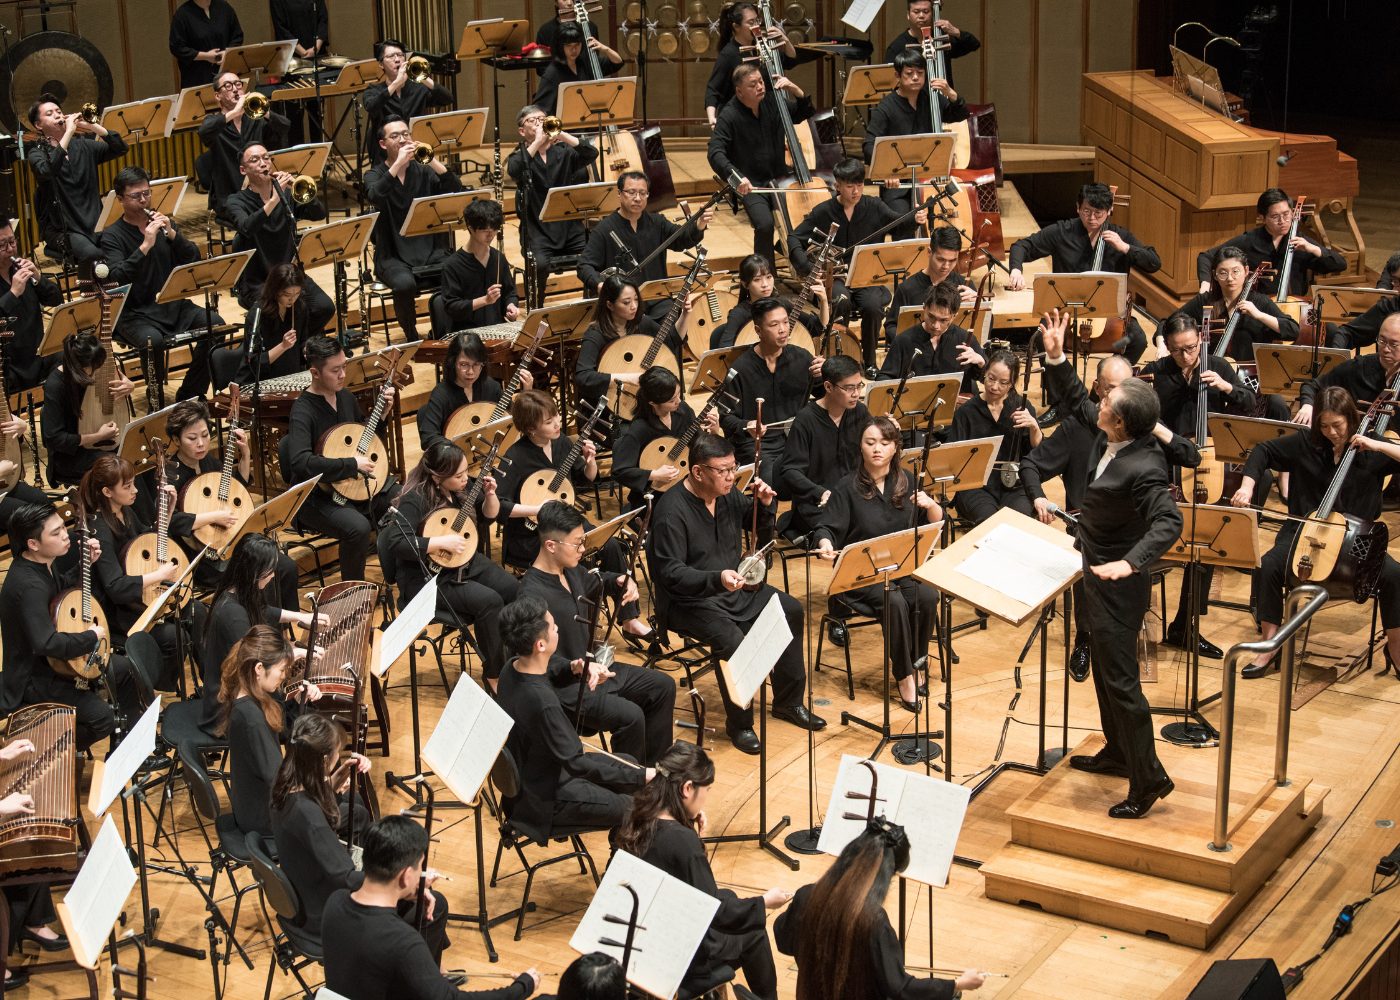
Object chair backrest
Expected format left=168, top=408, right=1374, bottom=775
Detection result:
left=178, top=741, right=225, bottom=824
left=123, top=631, right=161, bottom=708
left=188, top=599, right=211, bottom=674
left=208, top=347, right=244, bottom=395
left=244, top=830, right=304, bottom=924
left=277, top=433, right=294, bottom=486
left=488, top=746, right=520, bottom=800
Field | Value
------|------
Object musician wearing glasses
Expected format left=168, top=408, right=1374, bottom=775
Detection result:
left=362, top=40, right=453, bottom=167
left=878, top=281, right=985, bottom=390
left=365, top=116, right=462, bottom=343
left=0, top=218, right=62, bottom=393
left=1295, top=313, right=1400, bottom=429
left=428, top=199, right=520, bottom=339
left=704, top=2, right=796, bottom=126
left=946, top=349, right=1040, bottom=525
left=199, top=73, right=290, bottom=222
left=531, top=21, right=624, bottom=116
left=779, top=355, right=870, bottom=542
left=417, top=332, right=527, bottom=453
left=168, top=0, right=243, bottom=88
left=25, top=94, right=127, bottom=276
left=1008, top=183, right=1160, bottom=362
left=508, top=105, right=598, bottom=289
left=884, top=226, right=978, bottom=344
left=1173, top=246, right=1298, bottom=364
left=99, top=166, right=223, bottom=402
left=711, top=254, right=828, bottom=351
left=1195, top=188, right=1345, bottom=300
left=883, top=0, right=981, bottom=72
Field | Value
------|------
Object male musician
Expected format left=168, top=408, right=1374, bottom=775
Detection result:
left=704, top=2, right=798, bottom=127
left=270, top=0, right=330, bottom=145
left=1295, top=312, right=1400, bottom=428
left=519, top=502, right=676, bottom=766
left=707, top=62, right=816, bottom=264
left=1008, top=182, right=1160, bottom=362
left=884, top=225, right=978, bottom=343
left=168, top=0, right=244, bottom=89
left=1195, top=188, right=1345, bottom=300
left=536, top=0, right=594, bottom=52
left=364, top=116, right=462, bottom=342
left=98, top=166, right=223, bottom=401
left=428, top=199, right=520, bottom=338
left=286, top=336, right=398, bottom=582
left=883, top=0, right=982, bottom=78
left=1380, top=252, right=1400, bottom=291
left=362, top=39, right=454, bottom=167
left=878, top=280, right=985, bottom=389
left=647, top=433, right=826, bottom=753
left=0, top=219, right=63, bottom=392
left=1322, top=289, right=1400, bottom=352
left=577, top=171, right=713, bottom=320
left=25, top=94, right=128, bottom=274
left=197, top=72, right=291, bottom=222
left=779, top=354, right=869, bottom=543
left=508, top=105, right=599, bottom=294
left=862, top=49, right=969, bottom=240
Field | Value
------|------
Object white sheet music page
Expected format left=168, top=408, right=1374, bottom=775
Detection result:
left=720, top=592, right=790, bottom=708
left=57, top=815, right=137, bottom=969
left=378, top=576, right=439, bottom=677
left=842, top=0, right=886, bottom=33
left=422, top=672, right=513, bottom=804
left=956, top=522, right=1081, bottom=609
left=89, top=697, right=161, bottom=817
left=569, top=850, right=720, bottom=999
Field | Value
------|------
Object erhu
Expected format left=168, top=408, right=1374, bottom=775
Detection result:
left=736, top=398, right=774, bottom=588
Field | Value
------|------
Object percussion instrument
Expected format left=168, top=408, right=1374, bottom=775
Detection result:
left=184, top=383, right=254, bottom=551
left=48, top=502, right=107, bottom=681
left=319, top=348, right=412, bottom=505
left=77, top=285, right=128, bottom=451
left=422, top=430, right=510, bottom=568
left=125, top=449, right=190, bottom=607
left=0, top=330, right=25, bottom=491
left=0, top=704, right=79, bottom=878
left=519, top=399, right=610, bottom=527
left=638, top=373, right=739, bottom=492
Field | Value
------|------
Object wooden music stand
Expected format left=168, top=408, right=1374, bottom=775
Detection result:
left=847, top=239, right=929, bottom=325
left=556, top=77, right=638, bottom=133
left=98, top=177, right=187, bottom=232
left=690, top=345, right=748, bottom=394
left=449, top=415, right=517, bottom=469
left=865, top=373, right=961, bottom=432
left=896, top=303, right=986, bottom=338
left=639, top=268, right=728, bottom=301
left=411, top=109, right=489, bottom=154
left=524, top=299, right=593, bottom=341
left=539, top=182, right=619, bottom=227
left=584, top=507, right=644, bottom=555
left=1032, top=272, right=1126, bottom=369
left=170, top=85, right=219, bottom=130
left=842, top=64, right=897, bottom=106
left=455, top=18, right=530, bottom=59
left=219, top=41, right=296, bottom=80
left=298, top=215, right=377, bottom=272
left=869, top=133, right=957, bottom=183
left=222, top=475, right=322, bottom=558
left=1312, top=286, right=1396, bottom=322
left=267, top=142, right=332, bottom=179
left=1254, top=344, right=1348, bottom=398
left=100, top=96, right=175, bottom=145
left=349, top=342, right=420, bottom=384
left=399, top=190, right=495, bottom=239
left=1207, top=414, right=1298, bottom=464
left=129, top=550, right=205, bottom=636
left=39, top=292, right=130, bottom=356
left=155, top=251, right=253, bottom=307
left=115, top=403, right=178, bottom=473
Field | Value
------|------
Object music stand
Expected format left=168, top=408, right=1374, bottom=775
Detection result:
left=170, top=85, right=220, bottom=131
left=456, top=19, right=530, bottom=194
left=732, top=463, right=756, bottom=495
left=842, top=64, right=897, bottom=106
left=869, top=133, right=956, bottom=185
left=40, top=292, right=131, bottom=356
left=411, top=108, right=489, bottom=156
left=221, top=475, right=321, bottom=558
left=1207, top=414, right=1297, bottom=464
left=99, top=177, right=187, bottom=232
left=152, top=251, right=250, bottom=408
left=100, top=96, right=175, bottom=148
left=297, top=214, right=378, bottom=353
left=398, top=190, right=495, bottom=239
left=57, top=816, right=138, bottom=970
left=557, top=76, right=637, bottom=140
left=1313, top=286, right=1396, bottom=322
left=1254, top=343, right=1349, bottom=399
left=449, top=414, right=516, bottom=468
left=130, top=550, right=205, bottom=637
left=1031, top=272, right=1126, bottom=371
left=584, top=508, right=644, bottom=556
left=267, top=142, right=332, bottom=179
left=850, top=239, right=929, bottom=350
left=864, top=373, right=961, bottom=433
left=689, top=345, right=748, bottom=394
left=540, top=181, right=619, bottom=227
left=116, top=402, right=177, bottom=473
left=219, top=41, right=296, bottom=81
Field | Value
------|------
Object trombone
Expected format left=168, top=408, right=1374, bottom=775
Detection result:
left=244, top=92, right=269, bottom=119
left=407, top=55, right=432, bottom=82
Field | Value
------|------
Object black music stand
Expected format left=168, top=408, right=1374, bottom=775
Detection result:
left=457, top=19, right=530, bottom=193
left=297, top=214, right=378, bottom=355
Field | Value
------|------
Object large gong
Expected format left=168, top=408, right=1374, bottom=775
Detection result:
left=0, top=31, right=114, bottom=133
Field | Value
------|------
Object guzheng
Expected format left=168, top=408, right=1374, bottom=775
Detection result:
left=0, top=705, right=80, bottom=877
left=296, top=581, right=380, bottom=717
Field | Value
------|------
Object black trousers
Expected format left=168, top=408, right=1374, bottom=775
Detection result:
left=833, top=576, right=936, bottom=682
left=299, top=488, right=395, bottom=582
left=3, top=884, right=56, bottom=951
left=395, top=889, right=451, bottom=964
left=115, top=302, right=222, bottom=401
left=833, top=278, right=891, bottom=370
left=438, top=556, right=519, bottom=680
left=703, top=926, right=778, bottom=1000
left=552, top=772, right=634, bottom=830
left=23, top=663, right=126, bottom=752
left=43, top=229, right=102, bottom=270
left=1173, top=563, right=1215, bottom=624
left=1081, top=570, right=1168, bottom=797
left=1258, top=525, right=1400, bottom=628
left=956, top=480, right=1034, bottom=525
left=878, top=185, right=918, bottom=241
left=374, top=258, right=424, bottom=342
left=741, top=192, right=778, bottom=265
left=557, top=664, right=677, bottom=766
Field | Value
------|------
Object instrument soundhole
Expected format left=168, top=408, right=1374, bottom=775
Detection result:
left=202, top=486, right=213, bottom=498
left=233, top=497, right=244, bottom=508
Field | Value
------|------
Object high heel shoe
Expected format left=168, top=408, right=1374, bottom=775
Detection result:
left=896, top=695, right=921, bottom=714
left=19, top=926, right=68, bottom=952
left=621, top=628, right=665, bottom=657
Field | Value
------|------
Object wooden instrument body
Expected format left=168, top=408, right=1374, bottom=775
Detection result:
left=1289, top=510, right=1389, bottom=602
left=596, top=125, right=676, bottom=209
left=183, top=472, right=255, bottom=550
left=961, top=104, right=1004, bottom=183
left=125, top=530, right=191, bottom=607
left=637, top=435, right=686, bottom=492
left=732, top=320, right=816, bottom=356
left=1177, top=444, right=1227, bottom=506
left=599, top=333, right=682, bottom=421
left=47, top=590, right=107, bottom=680
left=76, top=295, right=130, bottom=446
left=319, top=422, right=390, bottom=503
left=0, top=363, right=24, bottom=490
left=684, top=285, right=740, bottom=362
left=518, top=471, right=576, bottom=515
left=443, top=402, right=521, bottom=454
left=773, top=176, right=831, bottom=233
left=794, top=111, right=843, bottom=176
left=422, top=506, right=482, bottom=568
left=0, top=704, right=79, bottom=877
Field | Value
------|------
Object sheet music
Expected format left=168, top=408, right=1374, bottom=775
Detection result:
left=842, top=0, right=886, bottom=32
left=58, top=815, right=137, bottom=969
left=422, top=672, right=513, bottom=804
left=956, top=523, right=1080, bottom=609
left=721, top=593, right=791, bottom=707
left=378, top=576, right=438, bottom=677
left=89, top=697, right=161, bottom=817
left=316, top=989, right=352, bottom=1000
left=817, top=754, right=970, bottom=887
left=569, top=850, right=720, bottom=999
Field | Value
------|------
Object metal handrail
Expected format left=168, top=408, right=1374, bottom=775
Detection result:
left=1211, top=583, right=1330, bottom=852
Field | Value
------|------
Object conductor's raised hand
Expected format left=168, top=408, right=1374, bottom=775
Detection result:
left=1090, top=560, right=1134, bottom=581
left=1038, top=308, right=1070, bottom=360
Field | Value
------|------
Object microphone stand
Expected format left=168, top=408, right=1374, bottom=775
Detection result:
left=783, top=524, right=823, bottom=855
left=888, top=347, right=923, bottom=417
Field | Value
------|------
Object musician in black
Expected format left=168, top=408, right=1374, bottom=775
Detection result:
left=198, top=73, right=291, bottom=222
left=428, top=199, right=520, bottom=340
left=508, top=105, right=599, bottom=289
left=26, top=95, right=128, bottom=274
left=1008, top=182, right=1160, bottom=362
left=286, top=337, right=399, bottom=582
left=884, top=226, right=979, bottom=344
left=575, top=275, right=683, bottom=413
left=704, top=2, right=797, bottom=126
left=1232, top=386, right=1400, bottom=677
left=947, top=349, right=1040, bottom=524
left=99, top=166, right=223, bottom=401
left=883, top=0, right=982, bottom=73
left=417, top=332, right=520, bottom=452
left=1380, top=252, right=1400, bottom=291
left=380, top=441, right=519, bottom=683
left=240, top=263, right=320, bottom=384
left=647, top=433, right=826, bottom=754
left=536, top=0, right=593, bottom=51
left=780, top=354, right=869, bottom=540
left=361, top=39, right=453, bottom=167
left=1173, top=246, right=1298, bottom=364
left=1295, top=312, right=1400, bottom=428
left=0, top=218, right=62, bottom=392
left=168, top=0, right=243, bottom=88
left=531, top=21, right=624, bottom=116
left=612, top=366, right=720, bottom=510
left=221, top=626, right=304, bottom=838
left=1195, top=188, right=1346, bottom=300
left=41, top=331, right=137, bottom=487
left=519, top=502, right=674, bottom=757
left=577, top=170, right=711, bottom=318
left=711, top=253, right=828, bottom=351
left=707, top=62, right=816, bottom=264
left=270, top=0, right=329, bottom=145
left=878, top=280, right=985, bottom=390
left=1324, top=289, right=1400, bottom=351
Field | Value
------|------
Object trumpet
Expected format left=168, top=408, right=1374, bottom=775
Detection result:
left=79, top=102, right=100, bottom=124
left=244, top=92, right=269, bottom=119
left=407, top=55, right=432, bottom=82
left=290, top=174, right=318, bottom=205
left=542, top=115, right=564, bottom=139
left=413, top=141, right=435, bottom=164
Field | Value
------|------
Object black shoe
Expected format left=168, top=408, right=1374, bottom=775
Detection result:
left=1109, top=776, right=1175, bottom=819
left=1069, top=752, right=1129, bottom=778
left=1068, top=638, right=1092, bottom=683
left=4, top=967, right=30, bottom=988
left=1241, top=659, right=1278, bottom=679
left=19, top=926, right=68, bottom=952
left=1036, top=406, right=1060, bottom=429
left=827, top=621, right=848, bottom=648
left=911, top=656, right=929, bottom=695
left=896, top=694, right=921, bottom=713
left=1162, top=626, right=1223, bottom=659
left=772, top=705, right=827, bottom=731
left=727, top=727, right=761, bottom=755
left=443, top=971, right=469, bottom=987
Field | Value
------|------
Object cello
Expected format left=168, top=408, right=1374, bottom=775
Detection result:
left=1177, top=307, right=1228, bottom=505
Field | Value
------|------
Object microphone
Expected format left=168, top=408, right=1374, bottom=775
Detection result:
left=1043, top=501, right=1079, bottom=527
left=1276, top=150, right=1294, bottom=167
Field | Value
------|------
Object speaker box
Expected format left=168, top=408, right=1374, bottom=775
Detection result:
left=1187, top=958, right=1286, bottom=1000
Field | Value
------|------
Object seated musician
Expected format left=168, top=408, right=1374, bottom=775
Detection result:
left=507, top=106, right=599, bottom=289
left=380, top=441, right=519, bottom=684
left=575, top=275, right=685, bottom=413
left=2, top=759, right=70, bottom=991
left=1231, top=386, right=1400, bottom=677
left=536, top=0, right=592, bottom=52
left=878, top=280, right=986, bottom=390
left=496, top=595, right=653, bottom=833
left=531, top=21, right=624, bottom=116
left=711, top=253, right=828, bottom=351
left=321, top=814, right=541, bottom=1000
left=286, top=336, right=399, bottom=582
left=862, top=50, right=969, bottom=240
left=199, top=74, right=291, bottom=223
left=718, top=297, right=823, bottom=486
left=884, top=226, right=978, bottom=345
left=25, top=93, right=128, bottom=275
left=647, top=433, right=826, bottom=754
left=704, top=3, right=796, bottom=127
left=0, top=218, right=63, bottom=392
left=813, top=415, right=943, bottom=710
left=1008, top=182, right=1159, bottom=362
left=707, top=62, right=816, bottom=264
left=99, top=166, right=223, bottom=401
left=227, top=142, right=333, bottom=330
left=428, top=199, right=520, bottom=339
left=41, top=331, right=136, bottom=486
left=612, top=366, right=720, bottom=511
left=521, top=501, right=673, bottom=744
left=616, top=741, right=785, bottom=1000
left=362, top=39, right=454, bottom=167
left=789, top=158, right=929, bottom=373
left=417, top=332, right=530, bottom=452
left=1380, top=252, right=1400, bottom=291
left=1173, top=246, right=1299, bottom=364
left=780, top=355, right=869, bottom=541
left=1196, top=188, right=1345, bottom=300
left=240, top=262, right=320, bottom=384
left=1295, top=312, right=1400, bottom=428
left=555, top=954, right=625, bottom=999
left=168, top=0, right=242, bottom=88
left=577, top=171, right=711, bottom=317
left=947, top=349, right=1040, bottom=524
left=1326, top=287, right=1400, bottom=351
left=365, top=116, right=462, bottom=343
left=884, top=0, right=982, bottom=71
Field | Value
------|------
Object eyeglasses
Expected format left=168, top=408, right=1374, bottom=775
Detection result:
left=1167, top=342, right=1200, bottom=356
left=832, top=381, right=866, bottom=395
left=521, top=116, right=545, bottom=127
left=1214, top=269, right=1246, bottom=281
left=698, top=464, right=737, bottom=478
left=216, top=81, right=243, bottom=92
left=549, top=538, right=587, bottom=551
left=1379, top=338, right=1400, bottom=352
left=123, top=189, right=152, bottom=202
left=983, top=375, right=1013, bottom=388
left=0, top=238, right=17, bottom=250
left=384, top=132, right=411, bottom=142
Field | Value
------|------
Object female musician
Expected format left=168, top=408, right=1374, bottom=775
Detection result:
left=40, top=330, right=136, bottom=486
left=574, top=274, right=683, bottom=412
left=774, top=820, right=985, bottom=1000
left=612, top=366, right=719, bottom=510
left=417, top=331, right=528, bottom=452
left=703, top=2, right=796, bottom=126
left=2, top=737, right=69, bottom=986
left=616, top=741, right=786, bottom=1000
left=381, top=441, right=519, bottom=683
left=1173, top=246, right=1299, bottom=363
left=240, top=262, right=318, bottom=384
left=79, top=456, right=182, bottom=690
left=711, top=254, right=828, bottom=351
left=1230, top=386, right=1400, bottom=676
left=814, top=416, right=943, bottom=710
left=530, top=21, right=623, bottom=115
left=948, top=349, right=1040, bottom=524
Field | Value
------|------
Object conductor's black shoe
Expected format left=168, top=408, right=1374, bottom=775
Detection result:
left=1162, top=626, right=1223, bottom=659
left=1068, top=637, right=1092, bottom=683
left=727, top=727, right=761, bottom=755
left=1108, top=776, right=1175, bottom=819
left=1069, top=752, right=1129, bottom=778
left=773, top=705, right=827, bottom=731
left=1241, top=659, right=1278, bottom=679
left=827, top=621, right=848, bottom=648
left=1036, top=406, right=1060, bottom=429
left=19, top=927, right=68, bottom=952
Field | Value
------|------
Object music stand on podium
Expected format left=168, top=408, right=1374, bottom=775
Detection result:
left=556, top=78, right=638, bottom=181
left=1031, top=272, right=1126, bottom=373
left=399, top=189, right=495, bottom=239
left=1254, top=343, right=1349, bottom=400
left=842, top=64, right=897, bottom=106
left=297, top=214, right=378, bottom=353
left=849, top=239, right=929, bottom=350
left=865, top=373, right=961, bottom=434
